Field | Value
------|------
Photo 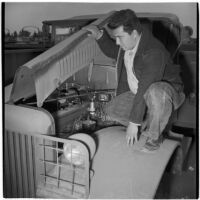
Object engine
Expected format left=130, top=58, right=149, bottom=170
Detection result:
left=16, top=81, right=119, bottom=138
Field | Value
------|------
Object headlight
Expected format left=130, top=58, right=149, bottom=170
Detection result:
left=63, top=143, right=84, bottom=165
left=63, top=133, right=96, bottom=166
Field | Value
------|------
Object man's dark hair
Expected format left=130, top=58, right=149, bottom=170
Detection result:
left=107, top=9, right=142, bottom=34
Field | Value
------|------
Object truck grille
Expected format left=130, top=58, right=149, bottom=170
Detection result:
left=4, top=130, right=36, bottom=198
left=3, top=130, right=90, bottom=198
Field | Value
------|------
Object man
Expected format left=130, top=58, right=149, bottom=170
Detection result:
left=84, top=9, right=185, bottom=152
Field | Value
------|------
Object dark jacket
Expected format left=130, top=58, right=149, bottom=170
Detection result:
left=97, top=27, right=183, bottom=124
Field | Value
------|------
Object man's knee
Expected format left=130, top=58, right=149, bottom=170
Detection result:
left=144, top=82, right=172, bottom=104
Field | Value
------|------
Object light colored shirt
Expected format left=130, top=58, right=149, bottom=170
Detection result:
left=124, top=35, right=141, bottom=94
left=124, top=35, right=141, bottom=126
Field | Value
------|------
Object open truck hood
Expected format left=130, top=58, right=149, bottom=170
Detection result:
left=9, top=11, right=115, bottom=107
left=44, top=12, right=181, bottom=27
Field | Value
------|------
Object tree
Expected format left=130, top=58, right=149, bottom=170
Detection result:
left=19, top=30, right=31, bottom=37
left=33, top=31, right=38, bottom=38
left=13, top=31, right=18, bottom=38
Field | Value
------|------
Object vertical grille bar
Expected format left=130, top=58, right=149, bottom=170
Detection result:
left=26, top=135, right=36, bottom=197
left=20, top=134, right=30, bottom=197
left=4, top=130, right=12, bottom=197
left=56, top=141, right=61, bottom=187
left=14, top=133, right=24, bottom=197
left=8, top=132, right=18, bottom=196
left=43, top=139, right=47, bottom=185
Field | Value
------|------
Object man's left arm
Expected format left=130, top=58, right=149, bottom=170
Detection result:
left=126, top=49, right=166, bottom=145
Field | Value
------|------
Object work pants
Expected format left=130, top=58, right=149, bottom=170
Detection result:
left=104, top=81, right=185, bottom=140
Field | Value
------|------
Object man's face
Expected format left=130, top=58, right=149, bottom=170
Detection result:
left=112, top=25, right=137, bottom=51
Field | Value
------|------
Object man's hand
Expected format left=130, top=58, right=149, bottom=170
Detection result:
left=126, top=122, right=139, bottom=146
left=82, top=25, right=103, bottom=40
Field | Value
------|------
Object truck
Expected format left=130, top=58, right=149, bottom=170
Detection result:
left=4, top=11, right=196, bottom=198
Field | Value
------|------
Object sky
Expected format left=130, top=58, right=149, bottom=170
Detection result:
left=4, top=2, right=197, bottom=37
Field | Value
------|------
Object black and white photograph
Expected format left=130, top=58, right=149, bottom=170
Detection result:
left=3, top=1, right=198, bottom=199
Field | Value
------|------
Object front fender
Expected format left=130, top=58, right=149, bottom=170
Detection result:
left=89, top=126, right=181, bottom=199
left=5, top=103, right=55, bottom=135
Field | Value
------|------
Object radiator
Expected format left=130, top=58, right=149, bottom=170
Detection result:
left=4, top=130, right=36, bottom=198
